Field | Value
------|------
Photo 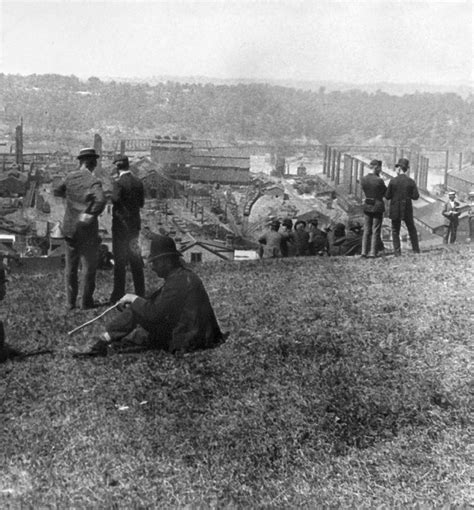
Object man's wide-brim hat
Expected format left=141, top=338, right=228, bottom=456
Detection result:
left=395, top=158, right=409, bottom=169
left=77, top=148, right=99, bottom=160
left=147, top=234, right=181, bottom=262
left=294, top=220, right=306, bottom=229
left=113, top=154, right=129, bottom=166
left=448, top=191, right=456, bottom=196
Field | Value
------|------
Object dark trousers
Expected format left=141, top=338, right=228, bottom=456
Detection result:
left=391, top=217, right=420, bottom=254
left=106, top=308, right=169, bottom=350
left=65, top=232, right=99, bottom=308
left=443, top=222, right=457, bottom=244
left=362, top=213, right=383, bottom=256
left=110, top=233, right=145, bottom=303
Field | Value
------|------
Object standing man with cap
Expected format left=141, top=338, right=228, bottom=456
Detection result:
left=54, top=148, right=106, bottom=309
left=109, top=154, right=145, bottom=304
left=361, top=159, right=387, bottom=258
left=73, top=234, right=226, bottom=357
left=442, top=191, right=461, bottom=244
left=385, top=158, right=420, bottom=255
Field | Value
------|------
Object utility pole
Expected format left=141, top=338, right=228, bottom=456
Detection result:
left=15, top=117, right=23, bottom=169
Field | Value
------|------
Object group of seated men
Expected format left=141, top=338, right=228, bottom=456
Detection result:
left=258, top=217, right=377, bottom=258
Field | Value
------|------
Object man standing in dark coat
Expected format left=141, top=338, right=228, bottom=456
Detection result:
left=361, top=159, right=387, bottom=258
left=442, top=191, right=461, bottom=244
left=308, top=219, right=329, bottom=255
left=385, top=158, right=420, bottom=255
left=73, top=235, right=226, bottom=357
left=0, top=260, right=22, bottom=362
left=54, top=148, right=106, bottom=309
left=292, top=220, right=310, bottom=256
left=109, top=155, right=145, bottom=303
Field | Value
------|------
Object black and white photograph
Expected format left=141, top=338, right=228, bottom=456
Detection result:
left=0, top=0, right=472, bottom=506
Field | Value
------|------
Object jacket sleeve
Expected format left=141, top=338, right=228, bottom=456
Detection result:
left=0, top=262, right=5, bottom=301
left=86, top=181, right=106, bottom=217
left=412, top=182, right=420, bottom=201
left=138, top=181, right=145, bottom=208
left=111, top=179, right=121, bottom=204
left=442, top=203, right=450, bottom=218
left=53, top=180, right=66, bottom=197
left=130, top=280, right=186, bottom=325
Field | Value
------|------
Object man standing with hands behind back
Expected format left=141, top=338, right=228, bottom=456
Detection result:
left=385, top=158, right=420, bottom=256
left=54, top=148, right=106, bottom=310
left=109, top=154, right=145, bottom=304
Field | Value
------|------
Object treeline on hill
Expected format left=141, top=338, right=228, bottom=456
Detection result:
left=0, top=73, right=472, bottom=146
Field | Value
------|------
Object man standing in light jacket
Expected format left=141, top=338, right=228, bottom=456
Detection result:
left=442, top=191, right=461, bottom=244
left=361, top=159, right=387, bottom=258
left=54, top=148, right=106, bottom=310
left=385, top=158, right=420, bottom=255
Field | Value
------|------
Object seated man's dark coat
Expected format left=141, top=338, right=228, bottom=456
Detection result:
left=129, top=266, right=223, bottom=352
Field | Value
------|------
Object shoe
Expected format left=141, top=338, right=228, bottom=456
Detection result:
left=72, top=339, right=110, bottom=358
left=81, top=300, right=108, bottom=310
left=367, top=254, right=376, bottom=259
left=0, top=344, right=24, bottom=363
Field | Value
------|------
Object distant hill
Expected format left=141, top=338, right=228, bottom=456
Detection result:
left=104, top=75, right=473, bottom=98
left=0, top=74, right=472, bottom=150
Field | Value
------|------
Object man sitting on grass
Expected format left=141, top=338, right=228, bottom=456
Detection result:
left=73, top=234, right=227, bottom=357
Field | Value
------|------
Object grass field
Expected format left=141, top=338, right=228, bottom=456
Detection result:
left=1, top=246, right=472, bottom=508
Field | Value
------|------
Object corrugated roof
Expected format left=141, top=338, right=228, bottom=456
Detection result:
left=188, top=155, right=250, bottom=169
left=448, top=166, right=474, bottom=183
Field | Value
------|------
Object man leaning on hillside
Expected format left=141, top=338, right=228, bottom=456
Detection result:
left=385, top=158, right=420, bottom=256
left=361, top=159, right=387, bottom=258
left=54, top=148, right=106, bottom=310
left=73, top=234, right=227, bottom=357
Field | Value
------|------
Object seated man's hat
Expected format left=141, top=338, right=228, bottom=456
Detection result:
left=148, top=234, right=181, bottom=262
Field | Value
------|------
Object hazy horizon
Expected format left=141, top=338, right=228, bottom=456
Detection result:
left=1, top=1, right=472, bottom=87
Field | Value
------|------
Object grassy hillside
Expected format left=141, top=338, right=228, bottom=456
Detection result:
left=1, top=246, right=472, bottom=507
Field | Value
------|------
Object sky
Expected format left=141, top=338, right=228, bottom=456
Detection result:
left=0, top=0, right=472, bottom=85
